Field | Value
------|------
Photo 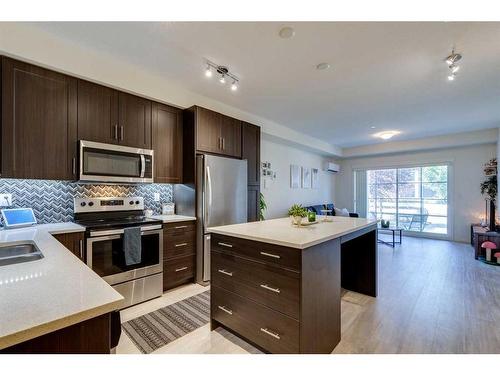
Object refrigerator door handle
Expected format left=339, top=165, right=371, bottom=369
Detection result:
left=205, top=165, right=213, bottom=229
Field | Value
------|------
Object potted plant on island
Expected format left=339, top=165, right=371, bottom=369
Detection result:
left=288, top=204, right=308, bottom=226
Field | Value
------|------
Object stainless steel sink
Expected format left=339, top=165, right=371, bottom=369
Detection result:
left=0, top=242, right=44, bottom=266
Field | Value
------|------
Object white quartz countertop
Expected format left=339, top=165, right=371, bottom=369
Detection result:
left=0, top=222, right=124, bottom=349
left=208, top=216, right=377, bottom=249
left=151, top=214, right=196, bottom=223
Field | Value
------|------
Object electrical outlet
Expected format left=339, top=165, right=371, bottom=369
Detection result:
left=154, top=193, right=160, bottom=202
left=0, top=193, right=13, bottom=207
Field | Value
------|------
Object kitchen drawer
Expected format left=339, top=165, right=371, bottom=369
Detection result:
left=211, top=285, right=299, bottom=354
left=163, top=221, right=196, bottom=236
left=163, top=255, right=195, bottom=290
left=212, top=250, right=300, bottom=319
left=164, top=231, right=195, bottom=259
left=211, top=234, right=301, bottom=271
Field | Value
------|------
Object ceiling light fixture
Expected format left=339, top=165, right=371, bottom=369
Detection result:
left=279, top=27, right=295, bottom=39
left=316, top=62, right=331, bottom=71
left=204, top=60, right=239, bottom=92
left=374, top=131, right=400, bottom=140
left=445, top=48, right=462, bottom=81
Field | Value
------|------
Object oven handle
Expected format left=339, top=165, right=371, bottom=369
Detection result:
left=140, top=154, right=146, bottom=178
left=89, top=225, right=162, bottom=237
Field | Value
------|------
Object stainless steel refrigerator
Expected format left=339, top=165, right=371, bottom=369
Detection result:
left=195, top=154, right=247, bottom=284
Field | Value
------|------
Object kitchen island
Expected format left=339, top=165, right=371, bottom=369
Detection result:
left=208, top=216, right=377, bottom=354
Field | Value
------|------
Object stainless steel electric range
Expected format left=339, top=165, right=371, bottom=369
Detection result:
left=74, top=196, right=163, bottom=309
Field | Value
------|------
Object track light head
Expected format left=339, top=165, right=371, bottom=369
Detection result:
left=205, top=65, right=212, bottom=77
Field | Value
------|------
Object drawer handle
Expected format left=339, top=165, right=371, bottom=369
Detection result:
left=175, top=266, right=188, bottom=272
left=260, top=284, right=280, bottom=294
left=175, top=242, right=188, bottom=247
left=175, top=225, right=188, bottom=229
left=218, top=242, right=233, bottom=248
left=218, top=305, right=233, bottom=315
left=218, top=269, right=233, bottom=277
left=260, top=328, right=280, bottom=340
left=260, top=251, right=281, bottom=259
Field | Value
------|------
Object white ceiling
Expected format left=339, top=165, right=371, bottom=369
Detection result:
left=30, top=22, right=500, bottom=148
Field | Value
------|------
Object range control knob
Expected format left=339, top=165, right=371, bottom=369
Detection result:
left=135, top=200, right=140, bottom=205
left=88, top=202, right=94, bottom=207
left=129, top=201, right=134, bottom=205
left=80, top=202, right=86, bottom=207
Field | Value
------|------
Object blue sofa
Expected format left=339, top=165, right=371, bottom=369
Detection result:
left=305, top=204, right=359, bottom=218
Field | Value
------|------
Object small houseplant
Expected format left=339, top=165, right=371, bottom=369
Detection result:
left=288, top=204, right=308, bottom=226
left=259, top=192, right=267, bottom=221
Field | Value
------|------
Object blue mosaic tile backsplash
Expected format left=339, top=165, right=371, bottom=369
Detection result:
left=0, top=179, right=173, bottom=224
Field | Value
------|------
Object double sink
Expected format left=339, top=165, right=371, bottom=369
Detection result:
left=0, top=242, right=44, bottom=266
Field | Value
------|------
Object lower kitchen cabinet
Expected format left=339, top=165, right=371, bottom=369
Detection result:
left=53, top=231, right=85, bottom=260
left=162, top=220, right=196, bottom=291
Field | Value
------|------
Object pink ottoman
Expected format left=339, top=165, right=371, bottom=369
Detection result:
left=481, top=241, right=497, bottom=262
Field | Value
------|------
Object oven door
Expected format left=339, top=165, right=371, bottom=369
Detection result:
left=80, top=140, right=154, bottom=183
left=86, top=225, right=163, bottom=285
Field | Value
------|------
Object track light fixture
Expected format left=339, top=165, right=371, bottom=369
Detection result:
left=445, top=49, right=462, bottom=82
left=204, top=60, right=239, bottom=92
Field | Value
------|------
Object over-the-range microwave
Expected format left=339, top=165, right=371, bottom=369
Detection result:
left=79, top=140, right=154, bottom=183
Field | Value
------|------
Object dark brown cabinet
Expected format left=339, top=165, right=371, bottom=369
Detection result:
left=77, top=80, right=118, bottom=144
left=118, top=92, right=152, bottom=149
left=242, top=122, right=261, bottom=222
left=77, top=81, right=151, bottom=149
left=152, top=103, right=183, bottom=183
left=53, top=231, right=85, bottom=260
left=1, top=57, right=77, bottom=180
left=194, top=106, right=241, bottom=158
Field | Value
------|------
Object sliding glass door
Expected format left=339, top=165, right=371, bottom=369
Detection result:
left=367, top=165, right=448, bottom=235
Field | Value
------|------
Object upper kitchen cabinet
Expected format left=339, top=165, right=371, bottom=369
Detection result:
left=152, top=102, right=183, bottom=183
left=1, top=57, right=78, bottom=180
left=118, top=92, right=152, bottom=149
left=77, top=81, right=151, bottom=149
left=241, top=122, right=261, bottom=186
left=77, top=80, right=118, bottom=144
left=194, top=106, right=241, bottom=158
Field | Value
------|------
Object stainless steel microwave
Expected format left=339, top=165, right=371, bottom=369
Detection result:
left=79, top=140, right=154, bottom=183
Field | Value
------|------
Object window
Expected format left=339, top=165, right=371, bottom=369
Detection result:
left=367, top=165, right=448, bottom=235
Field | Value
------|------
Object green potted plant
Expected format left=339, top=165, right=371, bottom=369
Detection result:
left=288, top=204, right=308, bottom=226
left=259, top=192, right=267, bottom=221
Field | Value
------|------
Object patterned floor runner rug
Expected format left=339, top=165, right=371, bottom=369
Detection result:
left=122, top=290, right=210, bottom=354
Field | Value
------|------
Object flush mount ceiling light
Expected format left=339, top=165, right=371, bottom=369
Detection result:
left=374, top=130, right=400, bottom=140
left=445, top=48, right=462, bottom=82
left=204, top=60, right=239, bottom=92
left=279, top=26, right=295, bottom=39
left=316, top=62, right=331, bottom=71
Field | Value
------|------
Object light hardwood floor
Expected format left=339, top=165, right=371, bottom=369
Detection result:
left=117, top=235, right=500, bottom=354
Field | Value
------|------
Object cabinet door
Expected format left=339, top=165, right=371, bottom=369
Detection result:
left=77, top=80, right=118, bottom=144
left=220, top=115, right=242, bottom=158
left=242, top=122, right=261, bottom=185
left=118, top=92, right=152, bottom=149
left=1, top=57, right=77, bottom=180
left=152, top=102, right=183, bottom=183
left=53, top=232, right=85, bottom=260
left=196, top=107, right=222, bottom=154
left=247, top=185, right=260, bottom=222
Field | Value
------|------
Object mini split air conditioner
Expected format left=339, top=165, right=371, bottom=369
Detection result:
left=325, top=162, right=340, bottom=173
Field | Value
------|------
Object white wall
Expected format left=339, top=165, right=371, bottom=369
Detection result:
left=260, top=135, right=336, bottom=219
left=335, top=144, right=496, bottom=243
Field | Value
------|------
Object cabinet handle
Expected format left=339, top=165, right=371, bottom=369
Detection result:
left=222, top=137, right=225, bottom=150
left=260, top=284, right=280, bottom=294
left=72, top=157, right=76, bottom=176
left=260, top=251, right=280, bottom=259
left=218, top=269, right=233, bottom=277
left=260, top=328, right=280, bottom=340
left=114, top=124, right=118, bottom=140
left=120, top=126, right=124, bottom=141
left=175, top=266, right=188, bottom=272
left=79, top=239, right=84, bottom=259
left=218, top=305, right=233, bottom=315
left=175, top=225, right=188, bottom=229
left=218, top=242, right=233, bottom=248
left=174, top=242, right=188, bottom=247
left=218, top=137, right=222, bottom=150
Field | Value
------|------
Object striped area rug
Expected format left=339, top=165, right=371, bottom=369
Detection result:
left=122, top=290, right=210, bottom=354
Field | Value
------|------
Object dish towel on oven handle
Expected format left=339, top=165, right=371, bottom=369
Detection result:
left=123, top=226, right=142, bottom=266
